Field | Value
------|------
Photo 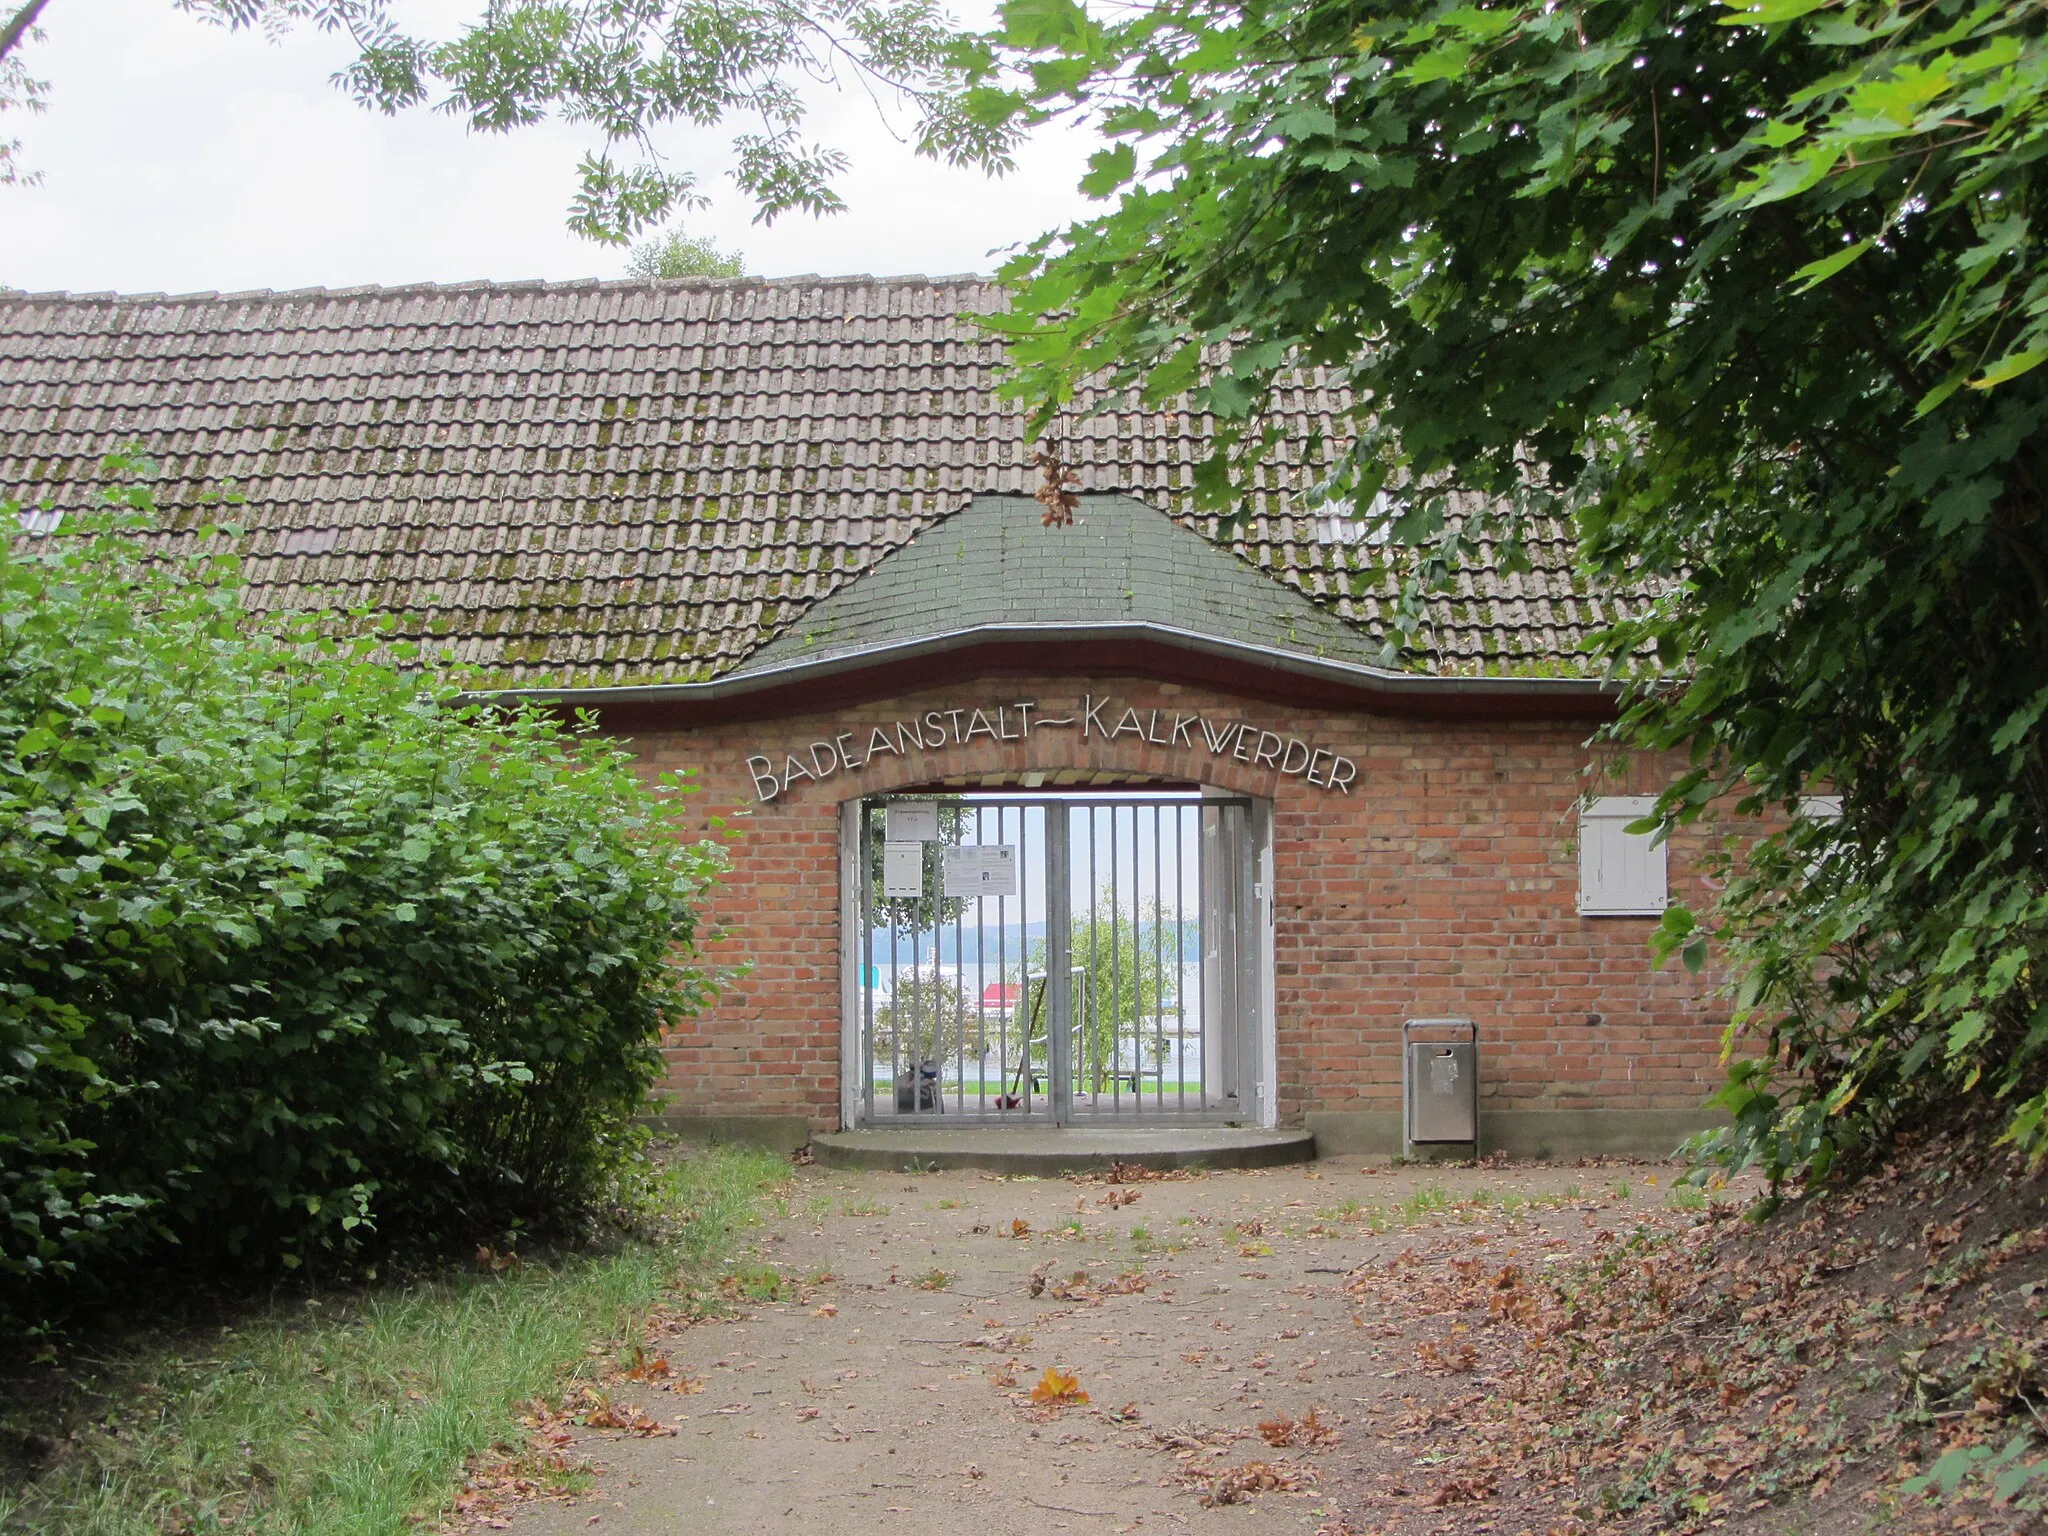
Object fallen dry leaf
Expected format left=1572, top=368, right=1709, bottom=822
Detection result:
left=621, top=1348, right=670, bottom=1382
left=1256, top=1408, right=1339, bottom=1449
left=1425, top=1475, right=1496, bottom=1507
left=579, top=1398, right=676, bottom=1437
left=1029, top=1367, right=1090, bottom=1406
left=1197, top=1459, right=1314, bottom=1506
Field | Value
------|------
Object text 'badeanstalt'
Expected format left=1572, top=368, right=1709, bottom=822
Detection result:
left=744, top=695, right=1359, bottom=802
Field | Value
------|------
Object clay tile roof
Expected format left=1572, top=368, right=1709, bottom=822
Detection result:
left=0, top=274, right=1605, bottom=688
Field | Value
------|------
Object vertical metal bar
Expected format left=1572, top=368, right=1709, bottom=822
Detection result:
left=1090, top=805, right=1101, bottom=1109
left=1174, top=804, right=1188, bottom=1112
left=1109, top=804, right=1123, bottom=1112
left=1238, top=804, right=1258, bottom=1121
left=1199, top=803, right=1217, bottom=1112
left=1016, top=803, right=1029, bottom=1114
left=983, top=806, right=999, bottom=1122
left=952, top=806, right=968, bottom=1115
left=860, top=801, right=874, bottom=1126
left=1030, top=802, right=1043, bottom=1116
left=1152, top=803, right=1164, bottom=1112
left=1046, top=800, right=1071, bottom=1126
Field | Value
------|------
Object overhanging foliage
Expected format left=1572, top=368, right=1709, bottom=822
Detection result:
left=964, top=0, right=2048, bottom=1176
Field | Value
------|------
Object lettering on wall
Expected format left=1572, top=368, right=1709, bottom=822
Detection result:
left=743, top=694, right=1359, bottom=803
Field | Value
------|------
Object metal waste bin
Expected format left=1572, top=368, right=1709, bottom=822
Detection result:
left=1403, top=1018, right=1479, bottom=1156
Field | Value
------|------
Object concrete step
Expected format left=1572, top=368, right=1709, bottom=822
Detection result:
left=811, top=1125, right=1315, bottom=1175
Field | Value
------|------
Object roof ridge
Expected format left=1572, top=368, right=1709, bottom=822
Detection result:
left=0, top=271, right=1004, bottom=307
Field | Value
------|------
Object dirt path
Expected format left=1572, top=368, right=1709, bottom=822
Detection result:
left=507, top=1155, right=1683, bottom=1536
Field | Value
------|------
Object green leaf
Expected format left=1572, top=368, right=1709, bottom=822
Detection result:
left=1080, top=142, right=1136, bottom=198
left=1718, top=0, right=1838, bottom=24
left=1001, top=0, right=1098, bottom=51
left=1968, top=345, right=2048, bottom=391
left=1786, top=238, right=1872, bottom=293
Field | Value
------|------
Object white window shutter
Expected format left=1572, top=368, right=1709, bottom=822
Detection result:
left=1578, top=796, right=1668, bottom=916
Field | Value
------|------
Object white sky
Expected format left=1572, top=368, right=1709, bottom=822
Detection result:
left=1, top=0, right=1101, bottom=294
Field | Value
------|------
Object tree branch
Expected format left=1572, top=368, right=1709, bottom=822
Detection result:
left=0, top=0, right=50, bottom=65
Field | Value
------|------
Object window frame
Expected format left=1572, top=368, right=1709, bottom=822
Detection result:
left=1577, top=794, right=1669, bottom=918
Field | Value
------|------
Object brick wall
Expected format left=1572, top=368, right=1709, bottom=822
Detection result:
left=620, top=674, right=1727, bottom=1133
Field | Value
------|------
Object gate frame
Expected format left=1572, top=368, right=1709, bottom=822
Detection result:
left=835, top=788, right=1277, bottom=1132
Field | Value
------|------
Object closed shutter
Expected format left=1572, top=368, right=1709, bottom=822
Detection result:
left=1578, top=796, right=1667, bottom=917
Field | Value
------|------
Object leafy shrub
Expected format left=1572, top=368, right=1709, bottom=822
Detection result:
left=1, top=459, right=725, bottom=1300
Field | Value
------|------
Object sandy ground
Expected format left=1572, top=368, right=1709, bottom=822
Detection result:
left=506, top=1155, right=1683, bottom=1536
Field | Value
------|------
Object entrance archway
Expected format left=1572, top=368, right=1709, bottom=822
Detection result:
left=840, top=789, right=1272, bottom=1129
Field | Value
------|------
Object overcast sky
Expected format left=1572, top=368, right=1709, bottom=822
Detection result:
left=2, top=0, right=1101, bottom=295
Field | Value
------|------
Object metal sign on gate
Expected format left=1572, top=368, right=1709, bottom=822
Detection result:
left=855, top=793, right=1260, bottom=1127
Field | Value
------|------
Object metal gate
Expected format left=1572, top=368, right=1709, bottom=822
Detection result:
left=854, top=793, right=1261, bottom=1126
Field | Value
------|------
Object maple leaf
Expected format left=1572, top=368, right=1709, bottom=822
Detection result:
left=1029, top=1367, right=1089, bottom=1406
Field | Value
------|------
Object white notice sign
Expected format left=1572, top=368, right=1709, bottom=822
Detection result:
left=943, top=845, right=1018, bottom=900
left=886, top=801, right=940, bottom=843
left=881, top=842, right=926, bottom=899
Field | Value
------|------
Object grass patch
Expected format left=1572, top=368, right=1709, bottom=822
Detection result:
left=716, top=1263, right=798, bottom=1304
left=1398, top=1184, right=1451, bottom=1220
left=0, top=1144, right=784, bottom=1536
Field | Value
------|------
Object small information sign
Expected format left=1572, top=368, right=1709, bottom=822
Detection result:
left=943, top=845, right=1018, bottom=899
left=885, top=801, right=939, bottom=842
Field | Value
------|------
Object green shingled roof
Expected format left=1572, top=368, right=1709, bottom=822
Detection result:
left=736, top=493, right=1386, bottom=675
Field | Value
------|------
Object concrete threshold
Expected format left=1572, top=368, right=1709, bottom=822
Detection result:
left=811, top=1125, right=1315, bottom=1175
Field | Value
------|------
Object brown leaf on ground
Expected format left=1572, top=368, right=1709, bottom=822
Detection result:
left=1197, top=1459, right=1314, bottom=1505
left=1425, top=1475, right=1496, bottom=1506
left=1259, top=1408, right=1340, bottom=1449
left=1414, top=1337, right=1477, bottom=1373
left=620, top=1348, right=670, bottom=1381
left=579, top=1398, right=676, bottom=1437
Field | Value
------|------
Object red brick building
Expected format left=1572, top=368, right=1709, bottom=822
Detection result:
left=0, top=275, right=1728, bottom=1158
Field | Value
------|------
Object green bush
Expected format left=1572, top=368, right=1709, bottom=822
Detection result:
left=1, top=458, right=726, bottom=1299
